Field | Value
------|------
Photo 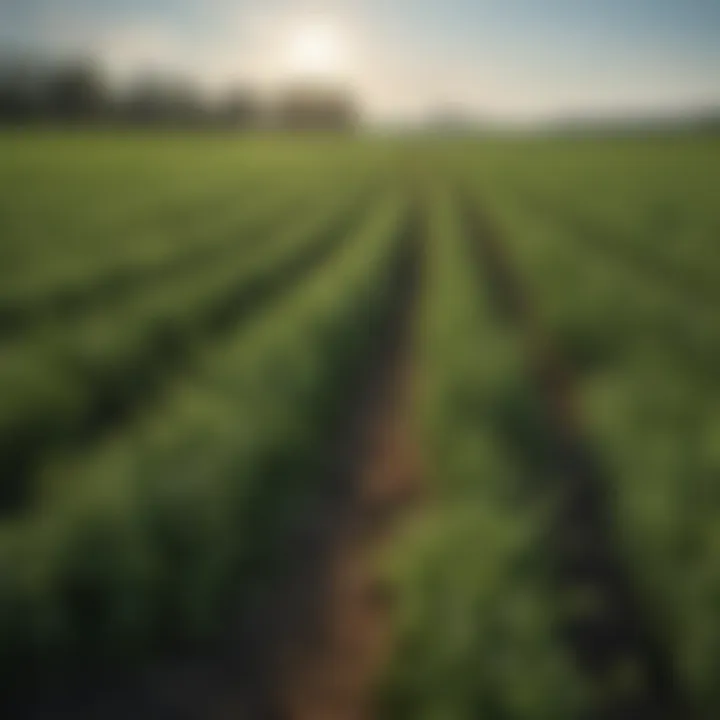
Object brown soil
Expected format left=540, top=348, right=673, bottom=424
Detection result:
left=275, top=332, right=421, bottom=720
left=262, top=222, right=424, bottom=720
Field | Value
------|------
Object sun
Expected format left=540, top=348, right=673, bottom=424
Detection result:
left=285, top=19, right=346, bottom=79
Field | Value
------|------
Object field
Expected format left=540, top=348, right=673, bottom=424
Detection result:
left=0, top=131, right=719, bottom=719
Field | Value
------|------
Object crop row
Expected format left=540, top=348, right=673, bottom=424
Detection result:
left=0, top=178, right=376, bottom=511
left=0, top=146, right=280, bottom=285
left=461, top=161, right=720, bottom=714
left=0, top=167, right=378, bottom=336
left=457, top=139, right=720, bottom=302
left=0, top=190, right=410, bottom=686
left=383, top=187, right=590, bottom=719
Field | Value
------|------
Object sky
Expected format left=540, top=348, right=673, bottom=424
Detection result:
left=1, top=0, right=719, bottom=122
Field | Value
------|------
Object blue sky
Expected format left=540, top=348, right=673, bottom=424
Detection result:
left=2, top=0, right=719, bottom=120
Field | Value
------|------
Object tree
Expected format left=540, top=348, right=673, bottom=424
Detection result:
left=275, top=84, right=359, bottom=131
left=44, top=60, right=106, bottom=121
left=217, top=87, right=261, bottom=128
left=0, top=58, right=43, bottom=122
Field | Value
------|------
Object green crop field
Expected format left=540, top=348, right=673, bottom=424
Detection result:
left=0, top=131, right=719, bottom=718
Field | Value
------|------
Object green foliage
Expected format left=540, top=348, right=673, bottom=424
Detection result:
left=0, top=132, right=407, bottom=668
left=456, top=136, right=720, bottom=713
left=382, top=190, right=589, bottom=719
left=1, top=132, right=719, bottom=717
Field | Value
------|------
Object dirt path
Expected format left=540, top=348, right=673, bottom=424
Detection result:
left=254, top=216, right=423, bottom=720
left=461, top=193, right=689, bottom=720
left=274, top=316, right=420, bottom=720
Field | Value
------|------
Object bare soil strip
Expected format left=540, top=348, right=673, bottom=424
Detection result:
left=461, top=195, right=689, bottom=720
left=255, top=212, right=423, bottom=720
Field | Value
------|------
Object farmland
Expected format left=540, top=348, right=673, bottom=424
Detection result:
left=0, top=131, right=719, bottom=719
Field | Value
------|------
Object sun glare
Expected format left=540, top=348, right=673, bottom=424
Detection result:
left=286, top=19, right=346, bottom=79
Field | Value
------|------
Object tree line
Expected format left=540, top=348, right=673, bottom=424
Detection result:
left=0, top=56, right=359, bottom=130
